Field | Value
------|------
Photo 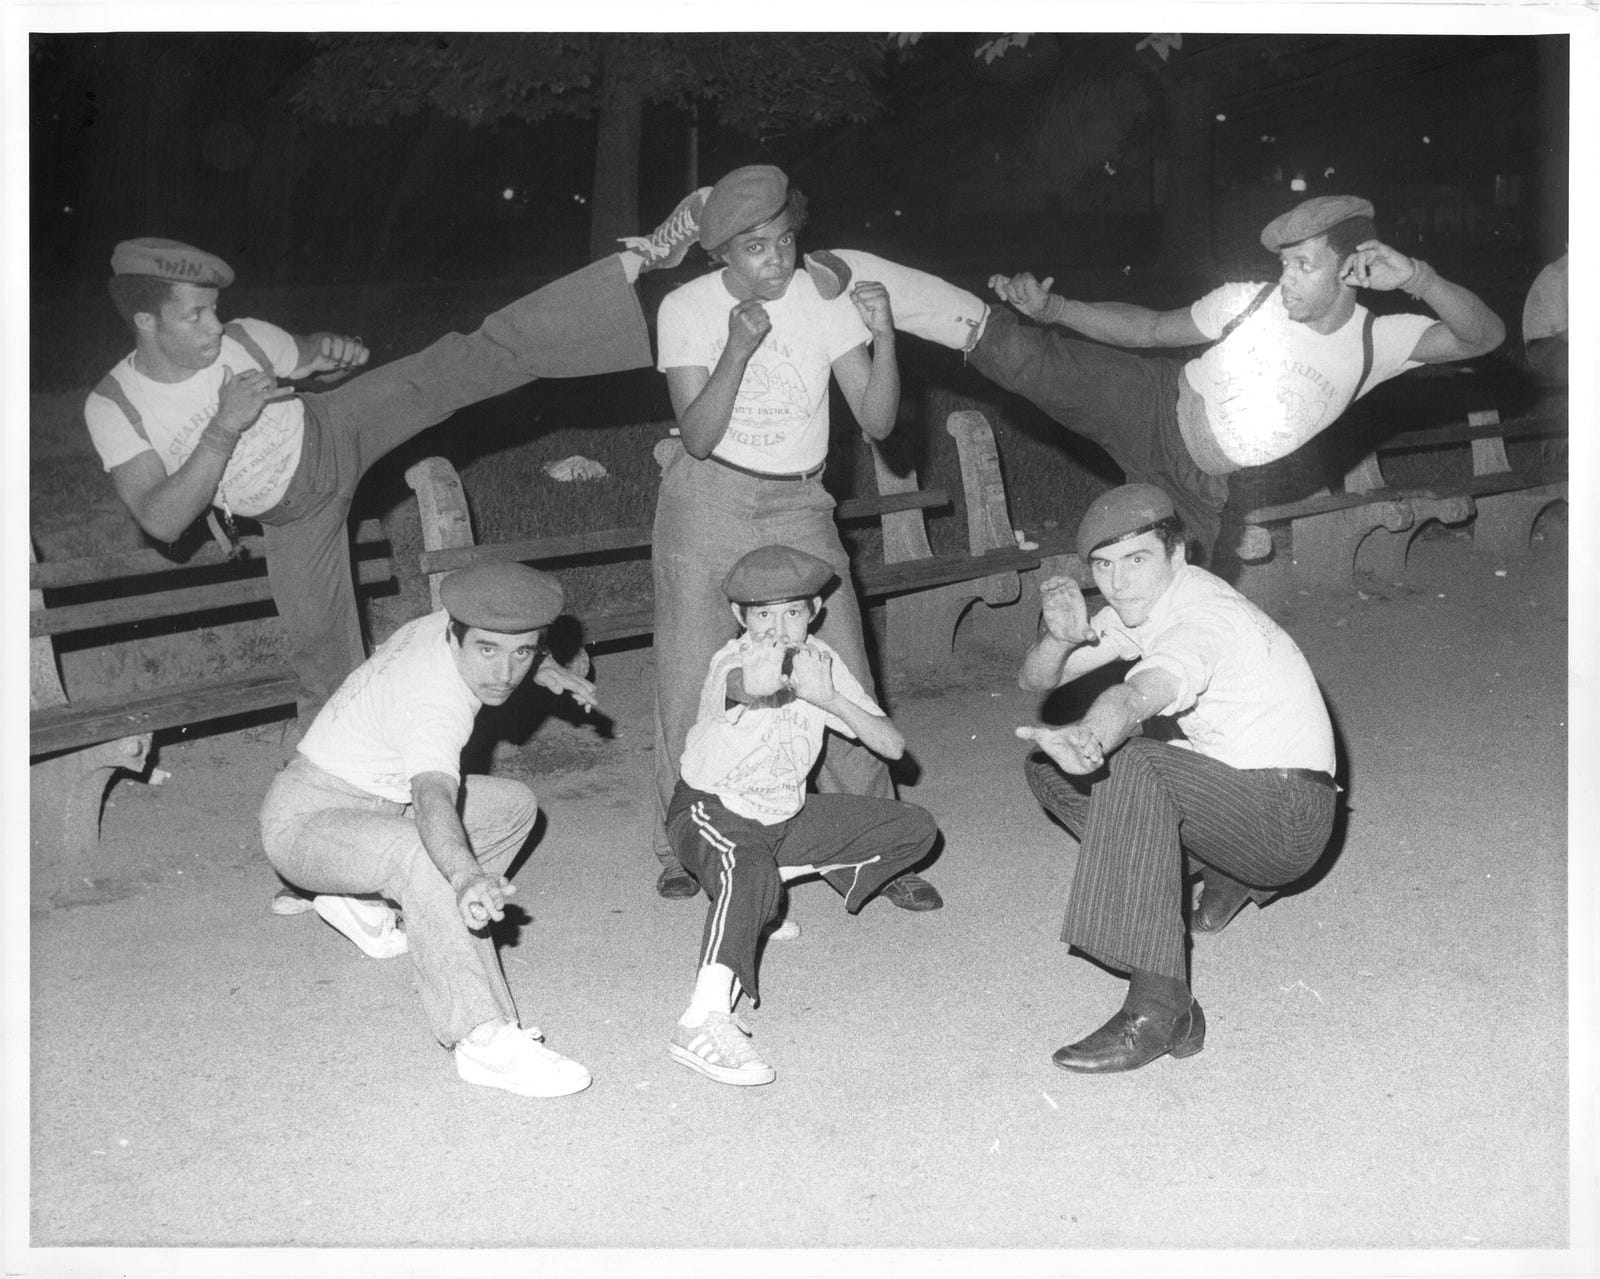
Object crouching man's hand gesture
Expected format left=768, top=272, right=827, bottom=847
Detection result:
left=451, top=869, right=515, bottom=930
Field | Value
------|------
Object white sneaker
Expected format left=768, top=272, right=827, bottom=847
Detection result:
left=269, top=885, right=315, bottom=916
left=454, top=1020, right=591, bottom=1097
left=668, top=1011, right=775, bottom=1086
left=312, top=894, right=409, bottom=959
left=767, top=916, right=802, bottom=941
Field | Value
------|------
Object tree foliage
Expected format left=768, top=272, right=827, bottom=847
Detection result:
left=291, top=32, right=891, bottom=137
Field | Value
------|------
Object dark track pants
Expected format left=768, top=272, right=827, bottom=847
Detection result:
left=1025, top=738, right=1336, bottom=981
left=666, top=781, right=937, bottom=1002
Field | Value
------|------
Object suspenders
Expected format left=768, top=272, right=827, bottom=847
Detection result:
left=1215, top=283, right=1377, bottom=400
left=94, top=321, right=277, bottom=556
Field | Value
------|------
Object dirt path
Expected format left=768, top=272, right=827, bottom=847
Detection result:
left=19, top=526, right=1577, bottom=1273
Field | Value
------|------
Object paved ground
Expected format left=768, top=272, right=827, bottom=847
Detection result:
left=11, top=526, right=1591, bottom=1279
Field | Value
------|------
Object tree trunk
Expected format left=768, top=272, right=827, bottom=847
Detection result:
left=588, top=39, right=645, bottom=261
left=1154, top=77, right=1215, bottom=275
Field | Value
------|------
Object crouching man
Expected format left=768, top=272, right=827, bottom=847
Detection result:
left=1016, top=485, right=1339, bottom=1074
left=259, top=560, right=598, bottom=1098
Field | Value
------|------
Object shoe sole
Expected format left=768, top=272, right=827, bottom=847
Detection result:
left=667, top=1041, right=775, bottom=1086
left=456, top=1057, right=592, bottom=1098
left=270, top=890, right=315, bottom=916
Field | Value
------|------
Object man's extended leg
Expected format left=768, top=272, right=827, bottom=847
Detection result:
left=810, top=249, right=990, bottom=350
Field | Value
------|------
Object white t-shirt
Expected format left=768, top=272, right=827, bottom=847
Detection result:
left=298, top=610, right=479, bottom=803
left=656, top=269, right=870, bottom=473
left=679, top=635, right=880, bottom=824
left=1088, top=563, right=1336, bottom=774
left=84, top=318, right=306, bottom=518
left=1183, top=283, right=1436, bottom=469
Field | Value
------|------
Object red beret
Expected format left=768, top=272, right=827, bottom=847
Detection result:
left=110, top=237, right=234, bottom=287
left=723, top=544, right=836, bottom=605
left=1077, top=484, right=1178, bottom=559
left=1259, top=195, right=1375, bottom=251
left=439, top=561, right=564, bottom=633
left=699, top=165, right=789, bottom=250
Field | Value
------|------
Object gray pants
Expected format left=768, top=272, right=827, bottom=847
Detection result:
left=256, top=254, right=652, bottom=715
left=260, top=757, right=538, bottom=1046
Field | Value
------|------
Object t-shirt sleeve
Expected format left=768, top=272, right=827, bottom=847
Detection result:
left=656, top=287, right=711, bottom=372
left=233, top=318, right=303, bottom=378
left=83, top=387, right=156, bottom=472
left=1189, top=282, right=1269, bottom=342
left=393, top=691, right=475, bottom=783
left=1125, top=606, right=1234, bottom=717
left=1364, top=312, right=1441, bottom=389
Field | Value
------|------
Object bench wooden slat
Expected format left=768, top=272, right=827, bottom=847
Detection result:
left=835, top=488, right=951, bottom=522
left=857, top=547, right=1040, bottom=597
left=31, top=557, right=394, bottom=638
left=30, top=669, right=302, bottom=757
left=30, top=520, right=387, bottom=590
left=1377, top=411, right=1567, bottom=453
left=570, top=546, right=1045, bottom=647
left=1246, top=470, right=1555, bottom=526
left=416, top=489, right=954, bottom=576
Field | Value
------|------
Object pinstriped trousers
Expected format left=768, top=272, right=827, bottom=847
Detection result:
left=666, top=781, right=937, bottom=1003
left=1024, top=738, right=1336, bottom=982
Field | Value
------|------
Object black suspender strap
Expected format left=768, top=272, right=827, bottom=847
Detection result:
left=93, top=373, right=150, bottom=444
left=222, top=320, right=273, bottom=372
left=1216, top=281, right=1276, bottom=343
left=1353, top=309, right=1376, bottom=401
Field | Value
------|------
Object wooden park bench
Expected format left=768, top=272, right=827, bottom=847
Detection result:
left=29, top=523, right=395, bottom=856
left=404, top=410, right=1065, bottom=676
left=1239, top=387, right=1568, bottom=587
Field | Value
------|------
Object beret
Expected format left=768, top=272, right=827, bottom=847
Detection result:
left=699, top=165, right=789, bottom=250
left=1077, top=484, right=1178, bottom=560
left=1259, top=195, right=1375, bottom=251
left=110, top=237, right=235, bottom=287
left=723, top=544, right=836, bottom=605
left=439, top=561, right=564, bottom=633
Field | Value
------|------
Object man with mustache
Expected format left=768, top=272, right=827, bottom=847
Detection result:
left=259, top=560, right=598, bottom=1098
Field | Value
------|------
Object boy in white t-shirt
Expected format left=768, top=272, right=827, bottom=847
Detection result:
left=664, top=545, right=939, bottom=1087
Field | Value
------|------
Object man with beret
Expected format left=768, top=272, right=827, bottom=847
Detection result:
left=1013, top=484, right=1339, bottom=1075
left=258, top=560, right=600, bottom=1097
left=648, top=164, right=943, bottom=913
left=664, top=544, right=939, bottom=1086
left=86, top=201, right=703, bottom=723
left=802, top=194, right=1505, bottom=562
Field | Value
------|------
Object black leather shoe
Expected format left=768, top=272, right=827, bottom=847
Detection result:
left=655, top=864, right=700, bottom=899
left=878, top=873, right=943, bottom=911
left=1192, top=875, right=1252, bottom=934
left=1051, top=999, right=1206, bottom=1074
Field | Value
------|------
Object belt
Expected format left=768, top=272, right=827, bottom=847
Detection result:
left=708, top=453, right=825, bottom=482
left=1274, top=767, right=1338, bottom=791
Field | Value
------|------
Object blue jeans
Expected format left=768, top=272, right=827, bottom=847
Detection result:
left=257, top=255, right=652, bottom=713
left=649, top=445, right=893, bottom=869
left=260, top=757, right=539, bottom=1046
